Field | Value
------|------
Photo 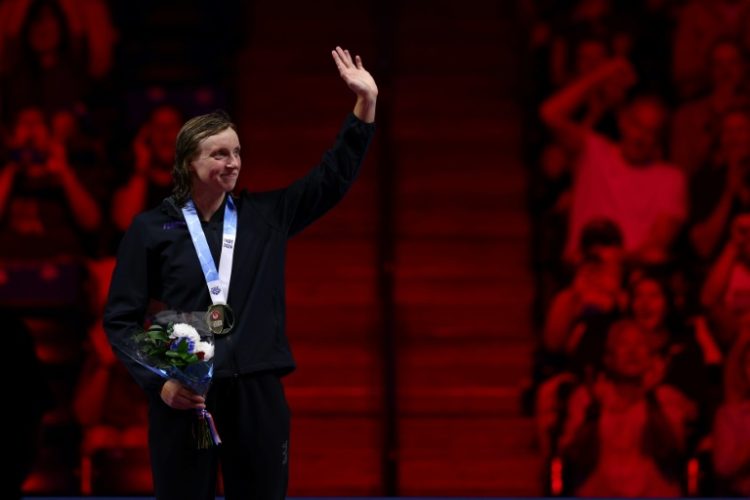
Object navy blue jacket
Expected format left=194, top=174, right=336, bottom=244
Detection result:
left=103, top=114, right=375, bottom=394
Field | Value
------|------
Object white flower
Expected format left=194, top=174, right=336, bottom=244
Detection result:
left=170, top=323, right=201, bottom=344
left=196, top=341, right=214, bottom=361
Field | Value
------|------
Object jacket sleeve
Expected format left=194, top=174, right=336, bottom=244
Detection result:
left=284, top=113, right=375, bottom=237
left=102, top=217, right=165, bottom=395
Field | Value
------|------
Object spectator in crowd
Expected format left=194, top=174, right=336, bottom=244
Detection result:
left=111, top=104, right=182, bottom=233
left=559, top=319, right=696, bottom=497
left=543, top=218, right=625, bottom=357
left=566, top=35, right=626, bottom=138
left=628, top=270, right=716, bottom=423
left=540, top=57, right=687, bottom=266
left=671, top=39, right=749, bottom=176
left=0, top=106, right=102, bottom=258
left=547, top=0, right=631, bottom=89
left=702, top=212, right=750, bottom=348
left=688, top=108, right=750, bottom=264
left=0, top=0, right=116, bottom=123
left=73, top=258, right=148, bottom=489
left=713, top=317, right=750, bottom=496
left=0, top=0, right=116, bottom=77
left=673, top=0, right=750, bottom=99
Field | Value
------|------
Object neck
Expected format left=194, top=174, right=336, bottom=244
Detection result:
left=191, top=188, right=226, bottom=222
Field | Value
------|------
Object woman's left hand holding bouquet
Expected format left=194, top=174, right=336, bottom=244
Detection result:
left=160, top=379, right=206, bottom=410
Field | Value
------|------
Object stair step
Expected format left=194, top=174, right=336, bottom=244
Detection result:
left=395, top=239, right=531, bottom=279
left=290, top=416, right=382, bottom=495
left=400, top=303, right=533, bottom=340
left=399, top=385, right=522, bottom=416
left=400, top=453, right=541, bottom=496
left=400, top=416, right=536, bottom=455
left=287, top=303, right=377, bottom=340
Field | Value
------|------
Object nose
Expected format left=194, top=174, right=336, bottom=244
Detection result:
left=227, top=154, right=240, bottom=169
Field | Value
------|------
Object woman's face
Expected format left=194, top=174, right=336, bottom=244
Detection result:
left=632, top=279, right=667, bottom=332
left=12, top=108, right=50, bottom=149
left=189, top=128, right=241, bottom=197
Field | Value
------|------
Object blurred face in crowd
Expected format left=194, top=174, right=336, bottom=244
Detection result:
left=631, top=278, right=667, bottom=333
left=711, top=41, right=746, bottom=92
left=29, top=5, right=62, bottom=55
left=575, top=39, right=609, bottom=77
left=150, top=107, right=183, bottom=166
left=618, top=99, right=667, bottom=165
left=606, top=322, right=653, bottom=380
left=11, top=108, right=50, bottom=150
left=720, top=110, right=750, bottom=164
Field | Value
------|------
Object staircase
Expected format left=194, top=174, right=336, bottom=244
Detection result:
left=391, top=1, right=539, bottom=495
left=236, top=0, right=539, bottom=495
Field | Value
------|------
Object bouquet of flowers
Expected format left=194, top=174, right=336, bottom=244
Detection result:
left=116, top=310, right=221, bottom=448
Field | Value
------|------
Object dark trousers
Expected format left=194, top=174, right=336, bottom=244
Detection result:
left=148, top=372, right=290, bottom=500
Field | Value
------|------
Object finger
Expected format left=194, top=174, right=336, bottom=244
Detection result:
left=355, top=54, right=363, bottom=70
left=176, top=393, right=205, bottom=409
left=335, top=46, right=351, bottom=68
left=344, top=49, right=354, bottom=65
left=331, top=50, right=346, bottom=73
left=179, top=388, right=206, bottom=403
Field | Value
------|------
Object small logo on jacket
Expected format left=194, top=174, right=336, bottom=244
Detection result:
left=162, top=221, right=187, bottom=230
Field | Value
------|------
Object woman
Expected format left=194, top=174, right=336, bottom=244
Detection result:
left=104, top=47, right=377, bottom=500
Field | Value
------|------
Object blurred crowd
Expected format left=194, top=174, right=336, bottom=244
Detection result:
left=0, top=0, right=244, bottom=496
left=522, top=0, right=750, bottom=496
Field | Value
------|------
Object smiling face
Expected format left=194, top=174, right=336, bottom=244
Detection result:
left=606, top=321, right=653, bottom=380
left=189, top=127, right=241, bottom=197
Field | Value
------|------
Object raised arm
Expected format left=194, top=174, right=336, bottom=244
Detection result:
left=332, top=46, right=378, bottom=123
left=539, top=57, right=636, bottom=153
left=701, top=216, right=748, bottom=309
left=279, top=48, right=377, bottom=237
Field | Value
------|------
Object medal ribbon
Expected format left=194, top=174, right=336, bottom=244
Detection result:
left=182, top=195, right=237, bottom=305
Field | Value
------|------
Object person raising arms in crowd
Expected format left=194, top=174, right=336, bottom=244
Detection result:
left=540, top=57, right=687, bottom=267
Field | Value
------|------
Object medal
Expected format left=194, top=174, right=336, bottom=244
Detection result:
left=183, top=196, right=239, bottom=336
left=206, top=303, right=235, bottom=335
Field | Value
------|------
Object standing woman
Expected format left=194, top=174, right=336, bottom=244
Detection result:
left=103, top=47, right=377, bottom=499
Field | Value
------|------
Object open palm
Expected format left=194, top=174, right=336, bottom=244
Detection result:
left=332, top=46, right=378, bottom=100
